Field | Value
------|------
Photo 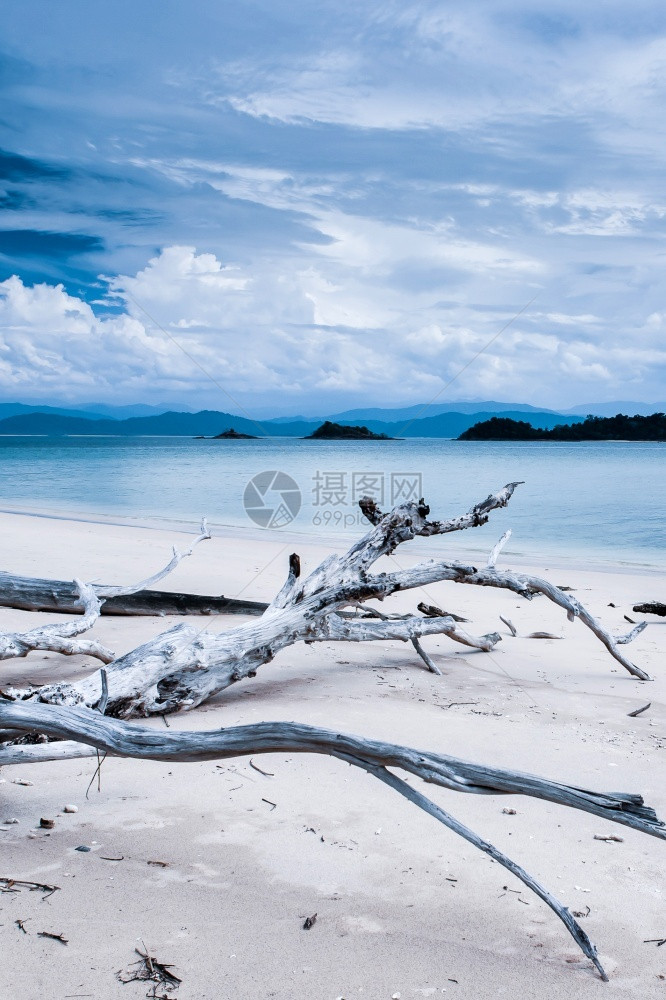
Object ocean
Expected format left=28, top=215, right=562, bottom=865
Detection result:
left=0, top=436, right=664, bottom=570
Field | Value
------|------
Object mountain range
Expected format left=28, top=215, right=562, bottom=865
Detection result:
left=0, top=399, right=662, bottom=438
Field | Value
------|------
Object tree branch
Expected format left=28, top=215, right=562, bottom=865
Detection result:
left=0, top=581, right=114, bottom=663
left=1, top=701, right=663, bottom=979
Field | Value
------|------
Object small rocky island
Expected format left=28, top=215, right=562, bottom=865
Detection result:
left=194, top=428, right=259, bottom=439
left=305, top=420, right=395, bottom=440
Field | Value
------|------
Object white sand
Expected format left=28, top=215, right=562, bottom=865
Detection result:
left=0, top=510, right=664, bottom=999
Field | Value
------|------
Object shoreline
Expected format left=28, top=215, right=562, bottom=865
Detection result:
left=1, top=500, right=664, bottom=578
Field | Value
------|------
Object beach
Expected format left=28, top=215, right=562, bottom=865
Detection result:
left=0, top=509, right=664, bottom=1000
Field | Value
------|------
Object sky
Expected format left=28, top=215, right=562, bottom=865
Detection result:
left=1, top=1, right=665, bottom=416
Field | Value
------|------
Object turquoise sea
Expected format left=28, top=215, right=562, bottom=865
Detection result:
left=0, top=436, right=664, bottom=570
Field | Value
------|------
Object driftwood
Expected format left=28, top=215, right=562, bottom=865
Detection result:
left=0, top=484, right=661, bottom=981
left=1, top=701, right=664, bottom=980
left=0, top=484, right=650, bottom=719
left=0, top=571, right=266, bottom=617
left=633, top=602, right=666, bottom=617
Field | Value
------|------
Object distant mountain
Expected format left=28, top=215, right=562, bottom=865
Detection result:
left=265, top=414, right=310, bottom=424
left=327, top=400, right=562, bottom=423
left=0, top=410, right=266, bottom=437
left=360, top=410, right=585, bottom=437
left=75, top=402, right=182, bottom=419
left=0, top=407, right=585, bottom=438
left=564, top=401, right=666, bottom=418
left=0, top=402, right=106, bottom=422
left=0, top=400, right=196, bottom=421
left=3, top=397, right=663, bottom=429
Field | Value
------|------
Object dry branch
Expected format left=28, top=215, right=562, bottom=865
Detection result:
left=0, top=581, right=113, bottom=663
left=1, top=484, right=650, bottom=718
left=0, top=700, right=664, bottom=980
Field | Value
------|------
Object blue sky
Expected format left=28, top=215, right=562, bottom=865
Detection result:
left=1, top=1, right=665, bottom=415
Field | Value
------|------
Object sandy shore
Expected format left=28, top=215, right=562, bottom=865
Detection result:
left=0, top=510, right=664, bottom=1000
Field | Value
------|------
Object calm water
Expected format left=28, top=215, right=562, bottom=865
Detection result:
left=0, top=436, right=664, bottom=569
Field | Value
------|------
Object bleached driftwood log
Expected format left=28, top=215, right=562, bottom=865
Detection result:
left=0, top=484, right=649, bottom=717
left=1, top=701, right=664, bottom=980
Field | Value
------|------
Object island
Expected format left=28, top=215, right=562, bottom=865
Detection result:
left=305, top=420, right=395, bottom=440
left=193, top=428, right=259, bottom=439
left=458, top=413, right=666, bottom=441
left=214, top=428, right=258, bottom=439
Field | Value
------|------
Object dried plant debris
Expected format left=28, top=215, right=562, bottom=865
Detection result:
left=0, top=877, right=59, bottom=899
left=117, top=945, right=182, bottom=995
left=303, top=913, right=318, bottom=930
left=38, top=931, right=68, bottom=944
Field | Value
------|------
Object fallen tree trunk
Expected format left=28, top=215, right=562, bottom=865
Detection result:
left=1, top=700, right=664, bottom=981
left=633, top=602, right=666, bottom=617
left=0, top=573, right=267, bottom=617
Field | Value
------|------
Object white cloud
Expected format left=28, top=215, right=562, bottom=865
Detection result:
left=2, top=231, right=664, bottom=412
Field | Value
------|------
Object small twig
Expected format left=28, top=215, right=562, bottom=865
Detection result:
left=303, top=913, right=317, bottom=929
left=488, top=529, right=511, bottom=569
left=141, top=941, right=154, bottom=976
left=417, top=602, right=469, bottom=623
left=593, top=834, right=624, bottom=843
left=249, top=758, right=274, bottom=777
left=38, top=931, right=68, bottom=944
left=411, top=637, right=441, bottom=675
left=0, top=877, right=60, bottom=899
left=499, top=615, right=517, bottom=636
left=262, top=797, right=277, bottom=811
left=15, top=918, right=28, bottom=933
left=85, top=749, right=107, bottom=799
left=627, top=702, right=651, bottom=718
left=644, top=937, right=666, bottom=946
left=526, top=632, right=562, bottom=639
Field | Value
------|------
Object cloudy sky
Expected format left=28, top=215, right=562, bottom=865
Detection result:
left=1, top=1, right=665, bottom=416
